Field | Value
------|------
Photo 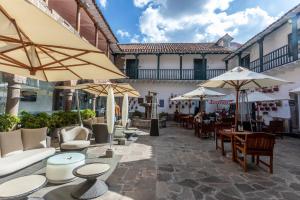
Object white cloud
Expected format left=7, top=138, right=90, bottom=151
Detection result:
left=99, top=0, right=107, bottom=8
left=134, top=0, right=277, bottom=43
left=117, top=30, right=131, bottom=38
left=133, top=0, right=153, bottom=8
left=130, top=34, right=141, bottom=43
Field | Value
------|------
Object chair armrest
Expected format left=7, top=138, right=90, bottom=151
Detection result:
left=234, top=135, right=245, bottom=143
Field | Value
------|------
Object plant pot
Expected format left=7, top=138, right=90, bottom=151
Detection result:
left=265, top=107, right=270, bottom=111
left=263, top=111, right=269, bottom=115
left=275, top=101, right=282, bottom=107
left=269, top=103, right=274, bottom=107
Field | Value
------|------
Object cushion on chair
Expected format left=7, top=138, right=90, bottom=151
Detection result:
left=61, top=140, right=90, bottom=150
left=60, top=127, right=89, bottom=142
left=0, top=148, right=55, bottom=176
left=0, top=130, right=23, bottom=157
left=21, top=128, right=48, bottom=150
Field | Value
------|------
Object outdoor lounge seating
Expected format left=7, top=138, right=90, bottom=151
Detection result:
left=0, top=128, right=55, bottom=177
left=59, top=126, right=90, bottom=151
left=234, top=133, right=275, bottom=173
left=83, top=117, right=105, bottom=130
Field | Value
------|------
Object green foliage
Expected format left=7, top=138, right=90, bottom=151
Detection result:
left=20, top=111, right=51, bottom=129
left=0, top=114, right=20, bottom=132
left=18, top=109, right=95, bottom=131
left=80, top=109, right=96, bottom=120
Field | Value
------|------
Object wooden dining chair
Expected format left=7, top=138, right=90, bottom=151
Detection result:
left=234, top=133, right=275, bottom=173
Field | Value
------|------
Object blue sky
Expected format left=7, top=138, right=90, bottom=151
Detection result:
left=96, top=0, right=300, bottom=44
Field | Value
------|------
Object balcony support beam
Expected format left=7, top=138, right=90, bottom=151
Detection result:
left=94, top=25, right=99, bottom=48
left=258, top=38, right=264, bottom=72
left=179, top=55, right=182, bottom=79
left=157, top=54, right=160, bottom=80
left=291, top=14, right=299, bottom=61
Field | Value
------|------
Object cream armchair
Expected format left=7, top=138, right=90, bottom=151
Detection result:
left=59, top=126, right=90, bottom=151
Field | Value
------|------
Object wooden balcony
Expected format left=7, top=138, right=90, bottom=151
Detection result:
left=249, top=44, right=298, bottom=73
left=120, top=68, right=226, bottom=80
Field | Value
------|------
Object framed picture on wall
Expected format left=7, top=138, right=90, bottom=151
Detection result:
left=138, top=98, right=144, bottom=104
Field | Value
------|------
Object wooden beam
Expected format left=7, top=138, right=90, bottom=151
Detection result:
left=76, top=4, right=82, bottom=33
left=94, top=25, right=99, bottom=48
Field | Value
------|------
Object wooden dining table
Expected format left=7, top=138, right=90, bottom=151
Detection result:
left=216, top=129, right=252, bottom=161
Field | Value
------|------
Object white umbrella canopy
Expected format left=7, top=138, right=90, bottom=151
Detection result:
left=55, top=82, right=140, bottom=97
left=290, top=87, right=300, bottom=93
left=216, top=91, right=289, bottom=103
left=170, top=95, right=199, bottom=101
left=122, top=93, right=129, bottom=127
left=183, top=87, right=225, bottom=98
left=200, top=66, right=290, bottom=129
left=0, top=0, right=125, bottom=81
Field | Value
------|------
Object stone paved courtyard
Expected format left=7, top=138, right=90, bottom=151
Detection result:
left=104, top=122, right=300, bottom=200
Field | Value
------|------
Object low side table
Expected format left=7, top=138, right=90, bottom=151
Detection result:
left=72, top=163, right=110, bottom=200
left=0, top=175, right=47, bottom=200
left=46, top=153, right=85, bottom=184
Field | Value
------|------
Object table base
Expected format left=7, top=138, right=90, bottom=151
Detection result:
left=71, top=179, right=108, bottom=200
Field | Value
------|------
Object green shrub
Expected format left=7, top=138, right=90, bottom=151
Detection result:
left=0, top=114, right=20, bottom=132
left=51, top=111, right=78, bottom=128
left=159, top=112, right=168, bottom=119
left=80, top=109, right=96, bottom=120
left=20, top=111, right=51, bottom=129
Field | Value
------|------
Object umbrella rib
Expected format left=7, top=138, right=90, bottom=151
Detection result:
left=38, top=46, right=82, bottom=79
left=0, top=44, right=29, bottom=54
left=251, top=80, right=262, bottom=88
left=40, top=46, right=126, bottom=77
left=37, top=44, right=103, bottom=54
left=0, top=53, right=30, bottom=69
left=35, top=50, right=89, bottom=69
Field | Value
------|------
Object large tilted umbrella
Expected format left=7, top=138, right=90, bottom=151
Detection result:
left=0, top=0, right=125, bottom=81
left=170, top=95, right=199, bottom=114
left=106, top=86, right=115, bottom=149
left=200, top=66, right=290, bottom=130
left=122, top=93, right=129, bottom=127
left=182, top=87, right=225, bottom=112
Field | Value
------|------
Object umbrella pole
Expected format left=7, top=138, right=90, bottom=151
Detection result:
left=75, top=90, right=83, bottom=127
left=235, top=88, right=239, bottom=131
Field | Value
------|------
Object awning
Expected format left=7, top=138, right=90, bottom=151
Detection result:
left=0, top=0, right=125, bottom=81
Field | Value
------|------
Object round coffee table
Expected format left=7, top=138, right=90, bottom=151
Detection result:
left=71, top=163, right=110, bottom=200
left=0, top=175, right=47, bottom=200
left=46, top=153, right=85, bottom=184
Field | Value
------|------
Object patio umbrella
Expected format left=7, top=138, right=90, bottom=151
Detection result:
left=0, top=0, right=125, bottom=81
left=170, top=95, right=199, bottom=101
left=183, top=87, right=225, bottom=112
left=106, top=86, right=115, bottom=150
left=200, top=66, right=290, bottom=130
left=122, top=93, right=129, bottom=127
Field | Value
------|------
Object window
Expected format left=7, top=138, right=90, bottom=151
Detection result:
left=241, top=55, right=250, bottom=68
left=288, top=29, right=300, bottom=56
left=159, top=99, right=164, bottom=108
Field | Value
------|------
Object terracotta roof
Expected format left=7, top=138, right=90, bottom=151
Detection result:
left=116, top=43, right=233, bottom=54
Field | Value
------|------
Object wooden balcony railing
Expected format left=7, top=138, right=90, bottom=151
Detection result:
left=120, top=68, right=226, bottom=80
left=249, top=44, right=295, bottom=73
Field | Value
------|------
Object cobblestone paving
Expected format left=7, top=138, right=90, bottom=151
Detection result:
left=105, top=123, right=300, bottom=200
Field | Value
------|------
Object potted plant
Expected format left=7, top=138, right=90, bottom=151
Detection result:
left=263, top=111, right=269, bottom=115
left=265, top=107, right=270, bottom=111
left=0, top=114, right=20, bottom=132
left=275, top=101, right=282, bottom=107
left=271, top=107, right=277, bottom=111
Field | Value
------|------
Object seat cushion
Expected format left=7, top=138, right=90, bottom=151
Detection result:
left=0, top=130, right=23, bottom=157
left=0, top=148, right=55, bottom=176
left=21, top=128, right=47, bottom=150
left=61, top=140, right=90, bottom=150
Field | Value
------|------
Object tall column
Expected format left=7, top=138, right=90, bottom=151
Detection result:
left=291, top=14, right=299, bottom=61
left=76, top=3, right=82, bottom=33
left=106, top=42, right=110, bottom=57
left=4, top=74, right=25, bottom=116
left=63, top=80, right=77, bottom=112
left=157, top=54, right=160, bottom=80
left=258, top=38, right=264, bottom=72
left=179, top=55, right=182, bottom=80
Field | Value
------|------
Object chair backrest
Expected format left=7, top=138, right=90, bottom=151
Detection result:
left=245, top=133, right=275, bottom=151
left=60, top=126, right=89, bottom=142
